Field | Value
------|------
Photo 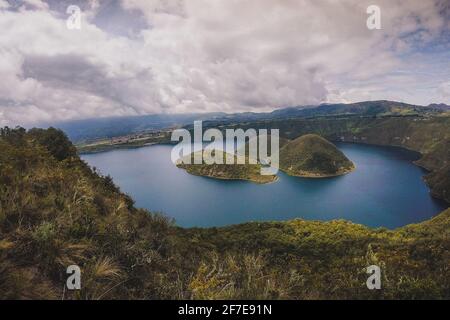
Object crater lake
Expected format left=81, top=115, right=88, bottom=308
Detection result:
left=81, top=142, right=447, bottom=228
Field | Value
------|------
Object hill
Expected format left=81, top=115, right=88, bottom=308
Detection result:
left=424, top=164, right=450, bottom=203
left=428, top=103, right=450, bottom=111
left=0, top=127, right=181, bottom=299
left=269, top=100, right=444, bottom=119
left=176, top=150, right=277, bottom=184
left=280, top=134, right=355, bottom=177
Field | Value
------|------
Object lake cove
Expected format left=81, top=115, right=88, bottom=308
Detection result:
left=178, top=304, right=212, bottom=317
left=81, top=142, right=448, bottom=228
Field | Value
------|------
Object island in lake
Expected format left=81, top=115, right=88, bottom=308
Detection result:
left=280, top=134, right=355, bottom=178
left=176, top=150, right=277, bottom=184
left=176, top=134, right=355, bottom=182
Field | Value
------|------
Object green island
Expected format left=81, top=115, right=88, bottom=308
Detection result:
left=279, top=134, right=355, bottom=177
left=176, top=134, right=355, bottom=182
left=1, top=127, right=449, bottom=299
left=176, top=150, right=277, bottom=184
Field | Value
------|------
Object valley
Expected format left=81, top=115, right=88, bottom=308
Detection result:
left=1, top=127, right=449, bottom=299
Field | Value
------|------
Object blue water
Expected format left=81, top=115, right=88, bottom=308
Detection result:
left=81, top=143, right=448, bottom=229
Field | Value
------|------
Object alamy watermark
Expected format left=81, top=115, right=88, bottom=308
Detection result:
left=64, top=4, right=380, bottom=31
left=66, top=5, right=81, bottom=30
left=66, top=264, right=81, bottom=290
left=367, top=5, right=381, bottom=30
left=366, top=265, right=381, bottom=290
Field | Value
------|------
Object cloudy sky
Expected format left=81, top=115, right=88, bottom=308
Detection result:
left=0, top=0, right=449, bottom=126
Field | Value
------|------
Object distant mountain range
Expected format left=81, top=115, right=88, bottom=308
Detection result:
left=269, top=100, right=449, bottom=118
left=48, top=100, right=449, bottom=142
left=428, top=103, right=450, bottom=110
left=48, top=113, right=226, bottom=142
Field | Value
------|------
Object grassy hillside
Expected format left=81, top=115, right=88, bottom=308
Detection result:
left=280, top=134, right=355, bottom=177
left=176, top=209, right=450, bottom=299
left=1, top=127, right=449, bottom=299
left=424, top=165, right=450, bottom=203
left=269, top=100, right=446, bottom=119
left=0, top=127, right=180, bottom=299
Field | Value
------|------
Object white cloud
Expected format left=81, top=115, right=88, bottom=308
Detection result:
left=437, top=82, right=450, bottom=101
left=0, top=0, right=448, bottom=126
left=0, top=0, right=9, bottom=9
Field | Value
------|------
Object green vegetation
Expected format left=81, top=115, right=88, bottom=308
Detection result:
left=0, top=127, right=179, bottom=299
left=176, top=150, right=277, bottom=184
left=178, top=209, right=450, bottom=299
left=0, top=127, right=449, bottom=299
left=177, top=134, right=355, bottom=182
left=280, top=134, right=355, bottom=177
left=424, top=164, right=450, bottom=203
left=269, top=100, right=448, bottom=119
left=176, top=135, right=291, bottom=183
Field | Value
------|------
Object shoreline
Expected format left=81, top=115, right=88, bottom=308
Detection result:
left=179, top=207, right=450, bottom=231
left=178, top=166, right=279, bottom=184
left=279, top=165, right=356, bottom=178
left=77, top=141, right=174, bottom=155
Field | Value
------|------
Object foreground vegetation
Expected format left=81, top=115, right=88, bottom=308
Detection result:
left=0, top=127, right=449, bottom=299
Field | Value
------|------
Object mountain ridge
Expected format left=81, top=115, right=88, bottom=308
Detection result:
left=49, top=100, right=447, bottom=143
